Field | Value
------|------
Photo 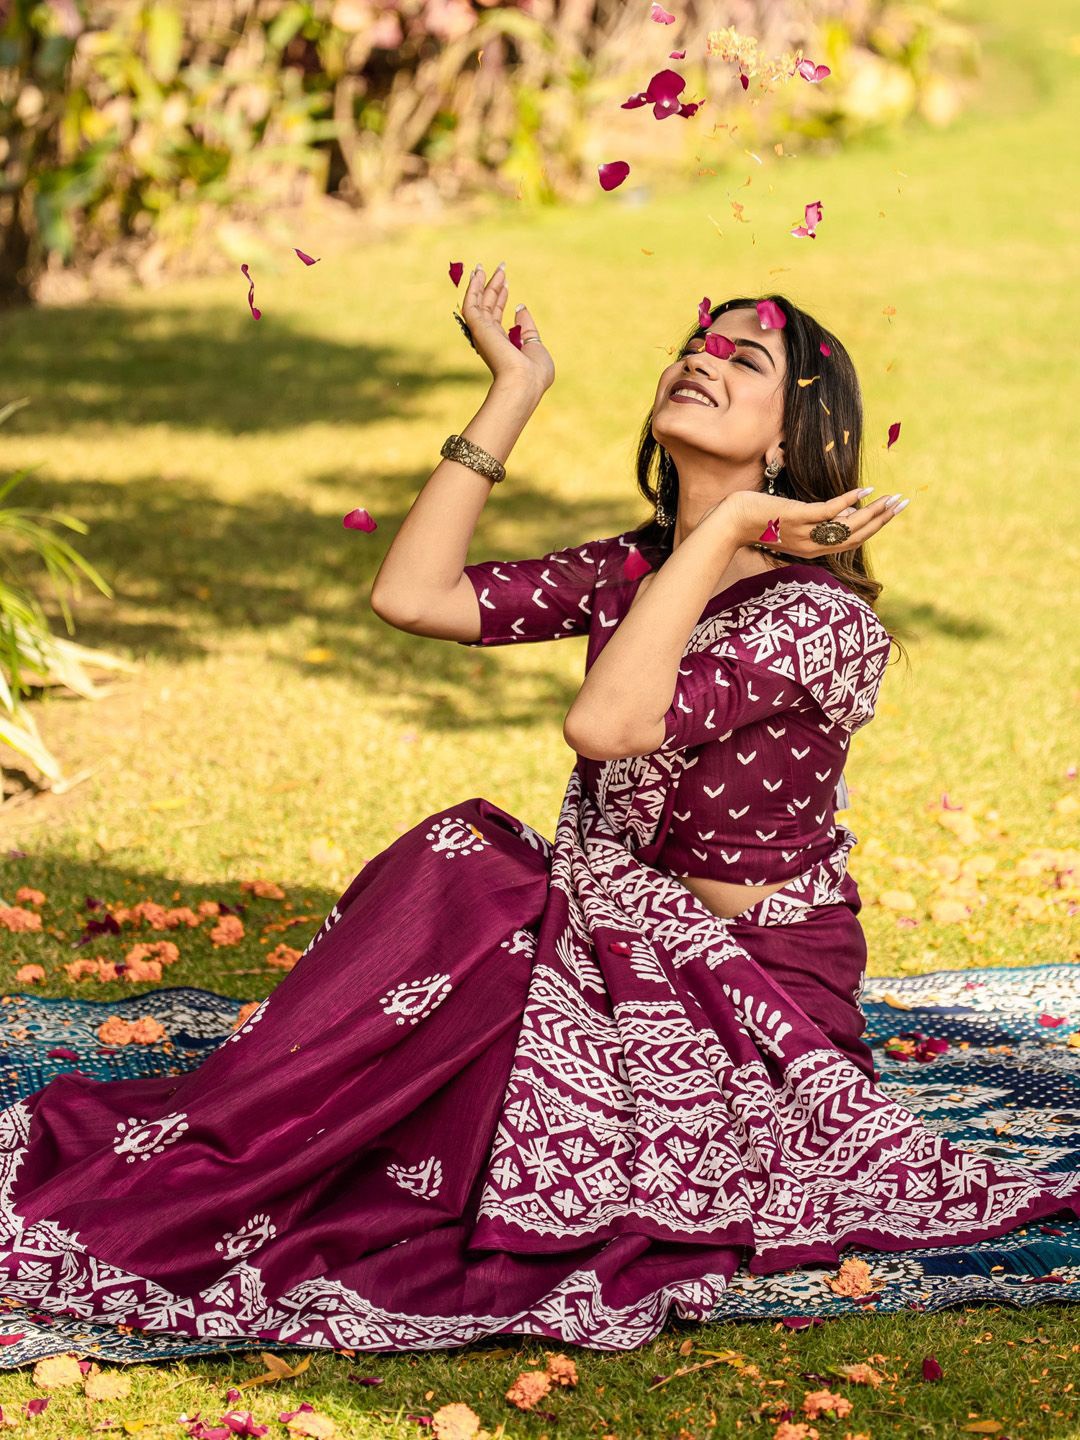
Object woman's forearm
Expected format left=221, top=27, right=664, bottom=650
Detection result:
left=370, top=379, right=545, bottom=617
left=564, top=509, right=743, bottom=747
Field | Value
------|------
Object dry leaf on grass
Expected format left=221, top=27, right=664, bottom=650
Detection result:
left=84, top=1371, right=132, bottom=1401
left=32, top=1353, right=84, bottom=1388
left=431, top=1401, right=485, bottom=1438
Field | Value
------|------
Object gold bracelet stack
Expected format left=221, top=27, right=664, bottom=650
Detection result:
left=440, top=434, right=506, bottom=484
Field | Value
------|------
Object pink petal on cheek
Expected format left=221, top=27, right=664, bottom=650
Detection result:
left=887, top=421, right=901, bottom=448
left=343, top=508, right=377, bottom=532
left=649, top=3, right=675, bottom=21
left=621, top=547, right=652, bottom=582
left=449, top=260, right=464, bottom=286
left=598, top=161, right=630, bottom=190
left=295, top=248, right=320, bottom=265
left=240, top=263, right=261, bottom=320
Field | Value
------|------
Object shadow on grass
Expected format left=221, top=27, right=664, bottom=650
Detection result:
left=0, top=301, right=472, bottom=434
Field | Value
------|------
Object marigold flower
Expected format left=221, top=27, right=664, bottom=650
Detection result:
left=198, top=900, right=223, bottom=917
left=241, top=879, right=286, bottom=899
left=15, top=964, right=45, bottom=983
left=165, top=906, right=202, bottom=928
left=266, top=943, right=301, bottom=970
left=123, top=957, right=163, bottom=983
left=826, top=1257, right=876, bottom=1297
left=802, top=1389, right=853, bottom=1419
left=544, top=1352, right=578, bottom=1386
left=130, top=901, right=170, bottom=929
left=233, top=1000, right=262, bottom=1029
left=0, top=906, right=42, bottom=932
left=211, top=915, right=245, bottom=946
left=14, top=887, right=45, bottom=905
left=505, top=1370, right=552, bottom=1409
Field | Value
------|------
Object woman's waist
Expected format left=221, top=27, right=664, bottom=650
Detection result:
left=655, top=826, right=840, bottom=885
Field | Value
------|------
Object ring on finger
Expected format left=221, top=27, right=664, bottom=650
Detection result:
left=809, top=518, right=851, bottom=545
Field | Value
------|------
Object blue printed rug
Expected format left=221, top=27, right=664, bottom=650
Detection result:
left=0, top=963, right=1077, bottom=1368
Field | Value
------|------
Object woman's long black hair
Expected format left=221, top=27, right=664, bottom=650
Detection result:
left=625, top=293, right=906, bottom=661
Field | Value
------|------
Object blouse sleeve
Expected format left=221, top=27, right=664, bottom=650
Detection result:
left=457, top=534, right=614, bottom=647
left=659, top=587, right=893, bottom=754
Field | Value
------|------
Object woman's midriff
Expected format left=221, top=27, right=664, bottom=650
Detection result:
left=670, top=873, right=790, bottom=921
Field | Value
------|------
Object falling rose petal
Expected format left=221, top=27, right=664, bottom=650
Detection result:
left=650, top=3, right=675, bottom=21
left=819, top=342, right=831, bottom=356
left=1037, top=1013, right=1066, bottom=1027
left=1039, top=1225, right=1066, bottom=1235
left=598, top=161, right=630, bottom=191
left=240, top=263, right=261, bottom=320
left=887, top=421, right=902, bottom=447
left=922, top=1355, right=944, bottom=1381
left=46, top=1047, right=80, bottom=1062
left=622, top=547, right=652, bottom=582
left=343, top=508, right=377, bottom=532
left=796, top=59, right=831, bottom=82
left=941, top=793, right=964, bottom=809
left=294, top=248, right=320, bottom=266
left=805, top=200, right=823, bottom=229
left=756, top=300, right=786, bottom=331
left=739, top=72, right=749, bottom=90
left=669, top=48, right=686, bottom=59
left=449, top=261, right=464, bottom=286
left=508, top=323, right=523, bottom=350
left=698, top=296, right=713, bottom=328
left=705, top=333, right=737, bottom=359
left=791, top=226, right=816, bottom=239
left=758, top=517, right=782, bottom=544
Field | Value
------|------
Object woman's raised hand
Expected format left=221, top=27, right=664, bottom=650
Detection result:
left=704, top=486, right=909, bottom=557
left=461, top=263, right=555, bottom=397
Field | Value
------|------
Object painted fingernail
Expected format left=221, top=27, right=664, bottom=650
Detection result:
left=857, top=486, right=874, bottom=496
left=892, top=497, right=911, bottom=512
left=495, top=260, right=506, bottom=270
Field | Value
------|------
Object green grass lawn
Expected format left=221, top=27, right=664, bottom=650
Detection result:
left=0, top=0, right=1078, bottom=1434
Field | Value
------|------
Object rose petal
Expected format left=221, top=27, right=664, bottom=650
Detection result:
left=698, top=296, right=713, bottom=329
left=294, top=248, right=320, bottom=266
left=922, top=1355, right=943, bottom=1381
left=650, top=3, right=675, bottom=22
left=758, top=517, right=781, bottom=543
left=343, top=508, right=377, bottom=531
left=240, top=263, right=261, bottom=320
left=819, top=342, right=831, bottom=356
left=669, top=48, right=686, bottom=59
left=705, top=333, right=737, bottom=359
left=756, top=300, right=786, bottom=331
left=508, top=323, right=523, bottom=349
left=739, top=72, right=749, bottom=90
left=887, top=420, right=902, bottom=447
left=621, top=547, right=652, bottom=582
left=46, top=1048, right=80, bottom=1062
left=598, top=161, right=630, bottom=191
left=449, top=261, right=464, bottom=286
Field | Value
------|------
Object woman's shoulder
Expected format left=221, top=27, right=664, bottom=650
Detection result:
left=761, top=563, right=891, bottom=641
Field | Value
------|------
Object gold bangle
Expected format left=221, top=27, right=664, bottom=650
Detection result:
left=441, top=434, right=506, bottom=483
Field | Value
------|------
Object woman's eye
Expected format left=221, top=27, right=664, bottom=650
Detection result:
left=734, top=358, right=758, bottom=370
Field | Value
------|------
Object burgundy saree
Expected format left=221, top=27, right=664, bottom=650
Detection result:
left=1, top=736, right=1078, bottom=1352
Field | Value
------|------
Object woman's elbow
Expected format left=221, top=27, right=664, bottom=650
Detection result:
left=562, top=715, right=664, bottom=761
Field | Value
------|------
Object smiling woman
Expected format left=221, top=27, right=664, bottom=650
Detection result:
left=3, top=279, right=1073, bottom=1368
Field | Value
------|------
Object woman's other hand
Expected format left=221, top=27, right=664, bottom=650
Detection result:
left=702, top=486, right=909, bottom=558
left=461, top=263, right=555, bottom=397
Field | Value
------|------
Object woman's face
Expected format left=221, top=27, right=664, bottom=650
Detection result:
left=650, top=306, right=788, bottom=490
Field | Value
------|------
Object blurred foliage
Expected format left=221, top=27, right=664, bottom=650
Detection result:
left=0, top=0, right=981, bottom=303
left=0, top=398, right=136, bottom=794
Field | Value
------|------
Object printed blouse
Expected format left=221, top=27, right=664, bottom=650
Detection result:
left=458, top=530, right=894, bottom=885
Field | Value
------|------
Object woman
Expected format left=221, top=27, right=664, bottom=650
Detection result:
left=0, top=266, right=1076, bottom=1357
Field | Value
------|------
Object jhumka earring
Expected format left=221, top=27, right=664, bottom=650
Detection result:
left=764, top=453, right=783, bottom=494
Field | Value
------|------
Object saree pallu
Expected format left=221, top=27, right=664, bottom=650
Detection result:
left=0, top=744, right=1078, bottom=1353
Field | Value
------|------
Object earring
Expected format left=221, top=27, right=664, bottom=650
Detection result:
left=655, top=475, right=674, bottom=527
left=764, top=453, right=783, bottom=494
